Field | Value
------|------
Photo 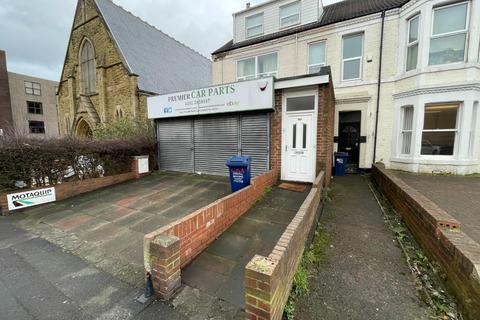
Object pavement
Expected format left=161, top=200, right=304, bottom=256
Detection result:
left=295, top=175, right=429, bottom=320
left=181, top=185, right=310, bottom=309
left=0, top=218, right=187, bottom=320
left=392, top=171, right=480, bottom=245
left=8, top=172, right=229, bottom=287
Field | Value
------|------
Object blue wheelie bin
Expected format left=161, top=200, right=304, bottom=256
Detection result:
left=334, top=152, right=349, bottom=176
left=226, top=156, right=252, bottom=192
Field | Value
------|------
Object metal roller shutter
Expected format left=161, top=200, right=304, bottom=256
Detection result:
left=240, top=114, right=269, bottom=176
left=157, top=119, right=193, bottom=172
left=194, top=115, right=239, bottom=176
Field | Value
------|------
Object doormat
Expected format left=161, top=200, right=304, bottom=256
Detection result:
left=278, top=183, right=307, bottom=193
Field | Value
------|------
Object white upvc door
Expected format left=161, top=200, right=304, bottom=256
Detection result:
left=281, top=91, right=318, bottom=182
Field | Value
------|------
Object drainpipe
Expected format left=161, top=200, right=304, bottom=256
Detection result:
left=373, top=10, right=386, bottom=165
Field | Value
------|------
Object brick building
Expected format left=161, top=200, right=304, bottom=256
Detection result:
left=57, top=0, right=211, bottom=137
left=212, top=0, right=480, bottom=175
left=0, top=50, right=59, bottom=138
left=147, top=70, right=335, bottom=183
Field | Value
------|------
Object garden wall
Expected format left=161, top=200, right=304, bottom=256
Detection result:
left=144, top=169, right=279, bottom=300
left=244, top=172, right=324, bottom=320
left=0, top=157, right=148, bottom=216
left=372, top=163, right=480, bottom=320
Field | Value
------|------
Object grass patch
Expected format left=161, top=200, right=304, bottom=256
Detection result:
left=284, top=225, right=331, bottom=320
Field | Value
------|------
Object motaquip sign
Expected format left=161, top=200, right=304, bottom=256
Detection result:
left=147, top=77, right=274, bottom=119
left=7, top=187, right=56, bottom=211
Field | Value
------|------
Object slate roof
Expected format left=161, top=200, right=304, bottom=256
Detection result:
left=212, top=0, right=411, bottom=55
left=95, top=0, right=212, bottom=95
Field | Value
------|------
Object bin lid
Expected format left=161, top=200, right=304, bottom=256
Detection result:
left=335, top=152, right=349, bottom=157
left=226, top=155, right=251, bottom=166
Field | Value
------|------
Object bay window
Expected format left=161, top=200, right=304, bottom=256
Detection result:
left=401, top=106, right=414, bottom=155
left=406, top=15, right=419, bottom=71
left=237, top=53, right=278, bottom=80
left=308, top=42, right=326, bottom=74
left=342, top=33, right=363, bottom=81
left=280, top=1, right=301, bottom=29
left=421, top=103, right=459, bottom=156
left=246, top=13, right=264, bottom=38
left=429, top=2, right=468, bottom=65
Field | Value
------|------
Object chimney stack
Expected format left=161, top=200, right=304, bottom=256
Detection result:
left=246, top=2, right=251, bottom=9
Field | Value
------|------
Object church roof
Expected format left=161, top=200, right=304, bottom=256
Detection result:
left=95, top=0, right=212, bottom=95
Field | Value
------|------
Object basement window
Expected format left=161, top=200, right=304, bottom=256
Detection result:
left=29, top=121, right=45, bottom=134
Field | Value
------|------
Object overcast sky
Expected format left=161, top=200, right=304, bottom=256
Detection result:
left=0, top=0, right=341, bottom=82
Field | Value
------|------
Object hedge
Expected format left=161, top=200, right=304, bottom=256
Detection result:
left=0, top=136, right=156, bottom=191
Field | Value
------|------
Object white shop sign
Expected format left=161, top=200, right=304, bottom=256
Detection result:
left=147, top=77, right=274, bottom=119
left=7, top=187, right=56, bottom=211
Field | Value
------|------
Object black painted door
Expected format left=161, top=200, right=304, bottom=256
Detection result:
left=338, top=121, right=360, bottom=166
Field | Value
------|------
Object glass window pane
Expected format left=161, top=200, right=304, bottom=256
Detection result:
left=424, top=104, right=458, bottom=130
left=33, top=83, right=41, bottom=90
left=433, top=3, right=467, bottom=35
left=421, top=132, right=455, bottom=155
left=281, top=14, right=300, bottom=27
left=429, top=33, right=466, bottom=65
left=247, top=25, right=263, bottom=37
left=302, top=123, right=307, bottom=149
left=403, top=106, right=414, bottom=130
left=292, top=124, right=297, bottom=148
left=406, top=44, right=418, bottom=71
left=402, top=132, right=412, bottom=154
left=409, top=16, right=419, bottom=43
left=343, top=34, right=363, bottom=59
left=237, top=58, right=255, bottom=79
left=281, top=1, right=300, bottom=18
left=287, top=96, right=315, bottom=112
left=246, top=13, right=263, bottom=28
left=258, top=53, right=277, bottom=75
left=343, top=59, right=361, bottom=80
left=309, top=42, right=326, bottom=66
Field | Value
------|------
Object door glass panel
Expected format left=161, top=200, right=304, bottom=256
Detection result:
left=302, top=123, right=307, bottom=149
left=287, top=96, right=315, bottom=112
left=292, top=124, right=297, bottom=148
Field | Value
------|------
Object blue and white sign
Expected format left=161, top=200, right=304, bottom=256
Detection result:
left=147, top=77, right=274, bottom=119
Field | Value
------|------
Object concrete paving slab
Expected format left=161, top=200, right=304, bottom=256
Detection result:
left=182, top=185, right=309, bottom=310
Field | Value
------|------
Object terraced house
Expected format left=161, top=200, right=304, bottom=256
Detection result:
left=57, top=0, right=211, bottom=138
left=212, top=0, right=480, bottom=174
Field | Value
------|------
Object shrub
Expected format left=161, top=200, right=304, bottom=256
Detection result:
left=92, top=118, right=154, bottom=140
left=0, top=135, right=155, bottom=191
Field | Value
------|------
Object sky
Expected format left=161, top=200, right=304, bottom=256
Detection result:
left=0, top=0, right=342, bottom=82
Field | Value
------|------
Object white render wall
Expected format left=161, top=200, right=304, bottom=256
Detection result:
left=213, top=0, right=480, bottom=174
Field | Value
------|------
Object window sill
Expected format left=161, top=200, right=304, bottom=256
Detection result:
left=391, top=156, right=478, bottom=166
left=396, top=62, right=480, bottom=81
left=81, top=92, right=99, bottom=97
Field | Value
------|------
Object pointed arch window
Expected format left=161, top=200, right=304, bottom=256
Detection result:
left=80, top=39, right=96, bottom=94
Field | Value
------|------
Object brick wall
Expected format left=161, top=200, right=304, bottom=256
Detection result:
left=144, top=169, right=279, bottom=300
left=0, top=50, right=13, bottom=131
left=0, top=157, right=148, bottom=216
left=270, top=83, right=334, bottom=185
left=245, top=171, right=324, bottom=320
left=372, top=164, right=480, bottom=320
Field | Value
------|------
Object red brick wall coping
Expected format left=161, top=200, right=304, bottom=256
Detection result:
left=244, top=171, right=325, bottom=320
left=0, top=156, right=149, bottom=216
left=144, top=169, right=280, bottom=300
left=373, top=163, right=480, bottom=320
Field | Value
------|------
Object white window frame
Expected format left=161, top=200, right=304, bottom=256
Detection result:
left=406, top=15, right=420, bottom=72
left=24, top=81, right=41, bottom=96
left=400, top=106, right=414, bottom=155
left=469, top=102, right=478, bottom=158
left=236, top=52, right=278, bottom=81
left=420, top=103, right=461, bottom=157
left=245, top=13, right=264, bottom=38
left=341, top=33, right=363, bottom=81
left=429, top=1, right=469, bottom=66
left=280, top=1, right=301, bottom=29
left=308, top=41, right=326, bottom=74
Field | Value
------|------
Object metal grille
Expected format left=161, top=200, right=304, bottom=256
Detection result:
left=240, top=114, right=269, bottom=176
left=194, top=115, right=239, bottom=176
left=157, top=113, right=270, bottom=177
left=157, top=119, right=193, bottom=172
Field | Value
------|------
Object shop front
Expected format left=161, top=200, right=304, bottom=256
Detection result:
left=147, top=70, right=335, bottom=183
